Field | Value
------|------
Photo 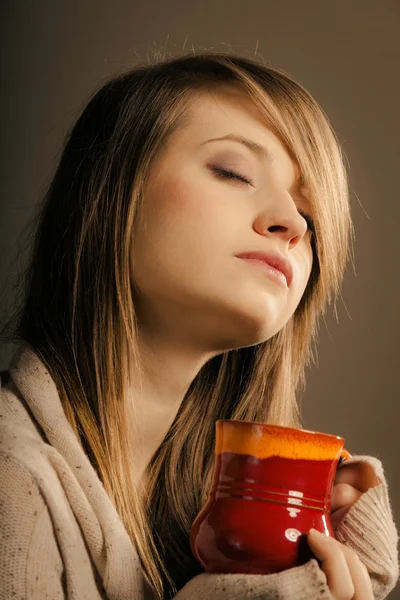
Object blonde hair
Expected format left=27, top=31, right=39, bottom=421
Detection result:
left=2, top=51, right=353, bottom=598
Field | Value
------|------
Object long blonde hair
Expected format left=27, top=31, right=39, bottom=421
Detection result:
left=2, top=51, right=352, bottom=598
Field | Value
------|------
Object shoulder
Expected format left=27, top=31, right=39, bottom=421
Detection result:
left=0, top=380, right=73, bottom=535
left=0, top=451, right=46, bottom=528
left=0, top=381, right=79, bottom=529
left=0, top=378, right=52, bottom=465
left=0, top=390, right=52, bottom=495
left=0, top=452, right=65, bottom=599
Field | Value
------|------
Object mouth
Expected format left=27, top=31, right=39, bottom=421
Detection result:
left=235, top=250, right=293, bottom=288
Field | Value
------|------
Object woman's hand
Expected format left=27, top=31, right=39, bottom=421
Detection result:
left=331, top=460, right=381, bottom=530
left=308, top=528, right=374, bottom=599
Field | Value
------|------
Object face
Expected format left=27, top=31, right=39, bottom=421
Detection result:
left=131, top=87, right=314, bottom=356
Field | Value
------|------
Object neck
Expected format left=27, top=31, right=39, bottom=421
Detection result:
left=125, top=331, right=218, bottom=487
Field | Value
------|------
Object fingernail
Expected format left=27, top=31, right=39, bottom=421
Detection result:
left=309, top=528, right=329, bottom=541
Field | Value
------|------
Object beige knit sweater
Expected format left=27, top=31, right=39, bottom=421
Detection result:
left=0, top=344, right=398, bottom=600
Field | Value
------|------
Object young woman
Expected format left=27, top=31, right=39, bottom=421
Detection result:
left=0, top=52, right=398, bottom=600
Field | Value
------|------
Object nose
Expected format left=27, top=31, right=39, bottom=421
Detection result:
left=253, top=192, right=309, bottom=248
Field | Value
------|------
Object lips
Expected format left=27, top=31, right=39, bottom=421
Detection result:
left=235, top=250, right=293, bottom=287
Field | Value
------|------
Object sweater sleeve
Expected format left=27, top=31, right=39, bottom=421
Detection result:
left=334, top=454, right=399, bottom=600
left=172, top=558, right=333, bottom=600
left=0, top=453, right=65, bottom=600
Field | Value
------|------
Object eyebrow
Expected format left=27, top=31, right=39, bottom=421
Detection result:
left=201, top=133, right=277, bottom=163
left=202, top=133, right=306, bottom=188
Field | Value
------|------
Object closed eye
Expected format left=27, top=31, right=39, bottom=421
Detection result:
left=210, top=167, right=253, bottom=186
left=211, top=166, right=314, bottom=233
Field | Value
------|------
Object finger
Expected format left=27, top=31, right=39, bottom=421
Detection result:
left=308, top=530, right=374, bottom=600
left=331, top=505, right=351, bottom=531
left=338, top=542, right=374, bottom=600
left=331, top=482, right=363, bottom=512
left=335, top=462, right=380, bottom=492
left=307, top=529, right=354, bottom=599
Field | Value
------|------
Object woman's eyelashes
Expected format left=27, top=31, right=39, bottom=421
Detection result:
left=210, top=166, right=315, bottom=233
left=210, top=166, right=254, bottom=186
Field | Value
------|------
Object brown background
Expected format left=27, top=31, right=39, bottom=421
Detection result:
left=0, top=2, right=399, bottom=596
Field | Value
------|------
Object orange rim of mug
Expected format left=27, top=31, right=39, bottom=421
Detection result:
left=215, top=420, right=351, bottom=462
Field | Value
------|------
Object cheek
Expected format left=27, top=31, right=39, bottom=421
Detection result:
left=143, top=168, right=240, bottom=266
left=145, top=172, right=212, bottom=235
left=134, top=172, right=221, bottom=286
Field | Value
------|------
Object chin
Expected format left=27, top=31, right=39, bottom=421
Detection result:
left=210, top=303, right=286, bottom=352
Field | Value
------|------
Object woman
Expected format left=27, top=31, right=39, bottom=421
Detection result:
left=0, top=52, right=398, bottom=600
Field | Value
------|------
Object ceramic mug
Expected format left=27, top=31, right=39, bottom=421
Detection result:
left=190, top=419, right=351, bottom=574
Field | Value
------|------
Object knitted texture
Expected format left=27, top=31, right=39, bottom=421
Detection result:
left=174, top=559, right=333, bottom=600
left=0, top=454, right=66, bottom=600
left=335, top=455, right=399, bottom=599
left=0, top=343, right=399, bottom=599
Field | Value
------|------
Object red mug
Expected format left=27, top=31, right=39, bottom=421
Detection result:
left=190, top=420, right=351, bottom=574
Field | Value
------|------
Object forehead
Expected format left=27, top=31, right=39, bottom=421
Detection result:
left=171, top=87, right=305, bottom=192
left=180, top=87, right=281, bottom=151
